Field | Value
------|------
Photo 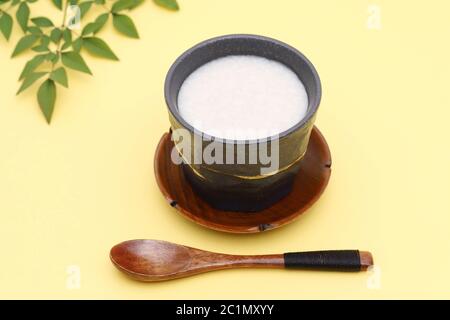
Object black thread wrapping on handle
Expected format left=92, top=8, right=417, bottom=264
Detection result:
left=283, top=250, right=361, bottom=271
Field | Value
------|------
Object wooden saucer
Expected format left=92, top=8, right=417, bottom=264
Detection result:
left=154, top=126, right=332, bottom=234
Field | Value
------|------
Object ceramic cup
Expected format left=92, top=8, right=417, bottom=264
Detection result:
left=164, top=34, right=322, bottom=212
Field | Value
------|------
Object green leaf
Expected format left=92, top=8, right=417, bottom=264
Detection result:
left=27, top=0, right=39, bottom=3
left=51, top=0, right=62, bottom=10
left=16, top=2, right=30, bottom=32
left=94, top=0, right=105, bottom=4
left=82, top=22, right=99, bottom=35
left=82, top=37, right=118, bottom=60
left=32, top=45, right=50, bottom=52
left=50, top=67, right=68, bottom=88
left=19, top=54, right=46, bottom=80
left=31, top=17, right=54, bottom=27
left=61, top=42, right=71, bottom=51
left=27, top=26, right=43, bottom=35
left=40, top=35, right=51, bottom=46
left=62, top=28, right=72, bottom=43
left=82, top=13, right=109, bottom=35
left=72, top=37, right=83, bottom=52
left=46, top=51, right=59, bottom=64
left=37, top=79, right=57, bottom=124
left=153, top=0, right=179, bottom=11
left=61, top=29, right=73, bottom=50
left=129, top=0, right=144, bottom=9
left=112, top=0, right=136, bottom=12
left=11, top=0, right=20, bottom=5
left=50, top=28, right=62, bottom=43
left=17, top=71, right=47, bottom=94
left=112, top=14, right=138, bottom=38
left=61, top=51, right=92, bottom=74
left=45, top=52, right=56, bottom=60
left=0, top=12, right=13, bottom=40
left=11, top=34, right=38, bottom=57
left=32, top=35, right=50, bottom=52
left=94, top=12, right=109, bottom=31
left=79, top=1, right=93, bottom=19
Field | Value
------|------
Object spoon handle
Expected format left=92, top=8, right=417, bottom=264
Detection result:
left=283, top=250, right=373, bottom=271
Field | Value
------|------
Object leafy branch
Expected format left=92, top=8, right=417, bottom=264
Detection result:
left=0, top=0, right=179, bottom=123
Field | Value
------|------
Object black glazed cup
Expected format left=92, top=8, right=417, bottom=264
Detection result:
left=164, top=34, right=322, bottom=212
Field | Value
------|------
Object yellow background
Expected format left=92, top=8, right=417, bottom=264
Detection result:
left=1, top=0, right=449, bottom=299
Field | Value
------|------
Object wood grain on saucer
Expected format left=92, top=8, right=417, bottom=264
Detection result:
left=154, top=126, right=331, bottom=233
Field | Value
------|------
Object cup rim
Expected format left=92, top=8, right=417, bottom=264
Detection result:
left=164, top=34, right=322, bottom=144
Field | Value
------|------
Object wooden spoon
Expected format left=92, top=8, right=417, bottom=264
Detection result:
left=110, top=240, right=373, bottom=281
